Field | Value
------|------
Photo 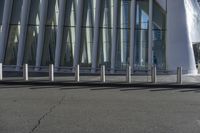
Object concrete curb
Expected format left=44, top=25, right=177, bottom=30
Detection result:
left=0, top=80, right=200, bottom=88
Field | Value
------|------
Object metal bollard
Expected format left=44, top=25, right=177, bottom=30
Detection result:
left=126, top=65, right=132, bottom=83
left=101, top=65, right=106, bottom=83
left=0, top=63, right=2, bottom=81
left=75, top=65, right=80, bottom=82
left=151, top=66, right=157, bottom=83
left=49, top=64, right=54, bottom=82
left=177, top=67, right=182, bottom=84
left=198, top=64, right=200, bottom=74
left=23, top=64, right=29, bottom=81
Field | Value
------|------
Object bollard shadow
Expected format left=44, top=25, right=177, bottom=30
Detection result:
left=149, top=88, right=191, bottom=92
left=149, top=87, right=200, bottom=93
left=120, top=86, right=200, bottom=93
left=60, top=86, right=91, bottom=90
left=60, top=86, right=120, bottom=91
left=120, top=87, right=150, bottom=91
left=0, top=85, right=32, bottom=89
left=29, top=86, right=61, bottom=90
left=179, top=89, right=200, bottom=93
left=90, top=87, right=120, bottom=91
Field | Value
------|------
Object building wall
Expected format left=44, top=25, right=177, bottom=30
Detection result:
left=0, top=0, right=198, bottom=74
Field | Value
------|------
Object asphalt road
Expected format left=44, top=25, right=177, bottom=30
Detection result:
left=0, top=84, right=200, bottom=133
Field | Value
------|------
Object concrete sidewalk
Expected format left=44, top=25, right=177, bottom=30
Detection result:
left=1, top=75, right=200, bottom=88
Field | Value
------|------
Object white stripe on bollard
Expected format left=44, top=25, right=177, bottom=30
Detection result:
left=23, top=64, right=29, bottom=81
left=177, top=67, right=182, bottom=84
left=126, top=65, right=131, bottom=83
left=75, top=65, right=80, bottom=82
left=101, top=65, right=106, bottom=83
left=0, top=63, right=2, bottom=80
left=151, top=66, right=157, bottom=83
left=49, top=64, right=54, bottom=82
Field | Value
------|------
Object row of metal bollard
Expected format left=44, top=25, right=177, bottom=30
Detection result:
left=0, top=63, right=183, bottom=84
left=150, top=66, right=182, bottom=84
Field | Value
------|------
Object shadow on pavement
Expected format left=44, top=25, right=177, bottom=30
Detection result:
left=120, top=87, right=200, bottom=93
left=1, top=82, right=200, bottom=93
left=120, top=87, right=150, bottom=91
left=60, top=86, right=91, bottom=90
left=90, top=87, right=120, bottom=91
left=0, top=85, right=32, bottom=89
left=29, top=86, right=61, bottom=90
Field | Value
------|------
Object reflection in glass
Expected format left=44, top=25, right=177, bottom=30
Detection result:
left=42, top=0, right=59, bottom=66
left=0, top=0, right=5, bottom=33
left=80, top=0, right=96, bottom=67
left=97, top=0, right=114, bottom=68
left=115, top=0, right=131, bottom=70
left=152, top=1, right=166, bottom=69
left=24, top=0, right=40, bottom=65
left=134, top=0, right=149, bottom=69
left=5, top=0, right=23, bottom=65
left=61, top=0, right=77, bottom=67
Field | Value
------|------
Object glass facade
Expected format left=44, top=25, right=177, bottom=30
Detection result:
left=42, top=0, right=59, bottom=66
left=4, top=0, right=23, bottom=65
left=152, top=1, right=166, bottom=69
left=116, top=0, right=131, bottom=70
left=79, top=0, right=96, bottom=67
left=0, top=0, right=167, bottom=72
left=0, top=0, right=5, bottom=33
left=61, top=0, right=77, bottom=67
left=97, top=0, right=114, bottom=68
left=134, top=0, right=149, bottom=69
left=24, top=0, right=41, bottom=65
left=0, top=0, right=5, bottom=58
left=134, top=0, right=166, bottom=70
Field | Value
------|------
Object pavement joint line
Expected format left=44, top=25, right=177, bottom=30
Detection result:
left=29, top=95, right=66, bottom=133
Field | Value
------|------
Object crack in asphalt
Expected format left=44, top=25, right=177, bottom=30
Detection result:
left=29, top=95, right=66, bottom=133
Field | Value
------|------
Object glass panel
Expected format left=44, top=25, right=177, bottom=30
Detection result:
left=4, top=0, right=23, bottom=65
left=115, top=0, right=131, bottom=70
left=152, top=1, right=166, bottom=69
left=42, top=0, right=59, bottom=66
left=79, top=0, right=96, bottom=67
left=24, top=0, right=41, bottom=65
left=0, top=0, right=5, bottom=29
left=134, top=0, right=149, bottom=70
left=61, top=0, right=77, bottom=67
left=97, top=0, right=114, bottom=68
left=0, top=0, right=5, bottom=44
left=193, top=44, right=200, bottom=66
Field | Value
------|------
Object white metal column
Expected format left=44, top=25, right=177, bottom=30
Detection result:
left=16, top=0, right=31, bottom=70
left=49, top=64, right=54, bottom=82
left=101, top=65, right=106, bottom=82
left=0, top=0, right=13, bottom=63
left=91, top=0, right=101, bottom=73
left=0, top=63, right=2, bottom=80
left=23, top=64, right=29, bottom=81
left=73, top=0, right=84, bottom=68
left=130, top=0, right=136, bottom=70
left=111, top=0, right=119, bottom=73
left=55, top=0, right=66, bottom=69
left=35, top=0, right=48, bottom=70
left=75, top=64, right=80, bottom=82
left=148, top=0, right=153, bottom=69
